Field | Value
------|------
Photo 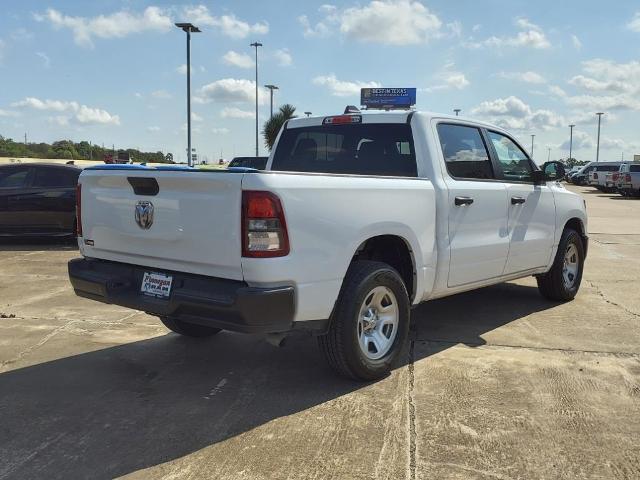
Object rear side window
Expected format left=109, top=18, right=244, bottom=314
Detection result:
left=595, top=165, right=619, bottom=172
left=437, top=124, right=494, bottom=180
left=0, top=167, right=30, bottom=188
left=33, top=167, right=79, bottom=188
left=271, top=124, right=417, bottom=177
left=631, top=165, right=640, bottom=172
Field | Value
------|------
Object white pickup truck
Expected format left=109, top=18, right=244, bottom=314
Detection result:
left=69, top=111, right=588, bottom=380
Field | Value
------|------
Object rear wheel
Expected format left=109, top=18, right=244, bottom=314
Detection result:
left=537, top=228, right=584, bottom=301
left=160, top=316, right=222, bottom=338
left=318, top=260, right=410, bottom=381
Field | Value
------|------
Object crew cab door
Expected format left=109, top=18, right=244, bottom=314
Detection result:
left=485, top=131, right=555, bottom=274
left=436, top=123, right=510, bottom=287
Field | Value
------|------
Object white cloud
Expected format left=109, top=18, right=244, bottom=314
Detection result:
left=34, top=6, right=172, bottom=48
left=471, top=96, right=563, bottom=131
left=147, top=126, right=160, bottom=132
left=571, top=34, right=582, bottom=50
left=564, top=59, right=640, bottom=111
left=0, top=109, right=19, bottom=117
left=627, top=12, right=640, bottom=32
left=198, top=78, right=266, bottom=104
left=312, top=74, right=381, bottom=97
left=424, top=64, right=470, bottom=92
left=298, top=14, right=331, bottom=37
left=339, top=0, right=442, bottom=45
left=220, top=107, right=255, bottom=119
left=151, top=89, right=172, bottom=99
left=35, top=51, right=51, bottom=68
left=273, top=48, right=293, bottom=66
left=558, top=130, right=635, bottom=151
left=558, top=130, right=593, bottom=150
left=222, top=50, right=254, bottom=69
left=299, top=1, right=442, bottom=45
left=467, top=17, right=550, bottom=49
left=191, top=112, right=203, bottom=122
left=548, top=85, right=567, bottom=97
left=498, top=71, right=546, bottom=84
left=212, top=127, right=230, bottom=134
left=182, top=5, right=268, bottom=39
left=12, top=96, right=120, bottom=125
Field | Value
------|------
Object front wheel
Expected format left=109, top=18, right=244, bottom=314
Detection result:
left=318, top=260, right=410, bottom=381
left=160, top=316, right=222, bottom=338
left=537, top=228, right=585, bottom=301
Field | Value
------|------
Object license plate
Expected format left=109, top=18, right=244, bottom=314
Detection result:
left=140, top=272, right=173, bottom=298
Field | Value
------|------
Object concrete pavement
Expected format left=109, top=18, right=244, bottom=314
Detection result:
left=0, top=185, right=638, bottom=479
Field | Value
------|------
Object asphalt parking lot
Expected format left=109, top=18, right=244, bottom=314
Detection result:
left=0, top=184, right=639, bottom=480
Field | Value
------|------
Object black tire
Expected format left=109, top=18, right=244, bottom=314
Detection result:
left=536, top=228, right=585, bottom=301
left=160, top=316, right=222, bottom=338
left=318, top=260, right=410, bottom=381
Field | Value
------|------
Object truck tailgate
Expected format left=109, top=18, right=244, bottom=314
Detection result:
left=78, top=168, right=244, bottom=280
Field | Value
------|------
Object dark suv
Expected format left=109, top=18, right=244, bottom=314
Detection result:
left=0, top=163, right=81, bottom=237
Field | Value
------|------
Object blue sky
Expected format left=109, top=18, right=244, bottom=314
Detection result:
left=1, top=0, right=639, bottom=163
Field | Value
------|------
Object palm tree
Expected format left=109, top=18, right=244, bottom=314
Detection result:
left=263, top=104, right=297, bottom=151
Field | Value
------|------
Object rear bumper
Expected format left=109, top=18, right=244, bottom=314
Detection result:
left=68, top=258, right=295, bottom=334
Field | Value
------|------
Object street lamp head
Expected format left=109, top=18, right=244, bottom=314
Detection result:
left=596, top=112, right=604, bottom=116
left=569, top=124, right=575, bottom=128
left=250, top=41, right=263, bottom=47
left=264, top=84, right=279, bottom=90
left=175, top=22, right=201, bottom=33
left=453, top=109, right=461, bottom=116
left=304, top=111, right=312, bottom=117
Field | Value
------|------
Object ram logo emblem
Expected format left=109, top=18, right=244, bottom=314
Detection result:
left=135, top=201, right=154, bottom=229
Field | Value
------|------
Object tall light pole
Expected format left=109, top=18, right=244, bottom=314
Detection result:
left=453, top=109, right=461, bottom=116
left=250, top=41, right=263, bottom=157
left=304, top=111, right=312, bottom=117
left=175, top=23, right=200, bottom=167
left=530, top=134, right=535, bottom=159
left=264, top=84, right=279, bottom=118
left=595, top=112, right=604, bottom=162
left=568, top=124, right=575, bottom=162
left=547, top=147, right=551, bottom=162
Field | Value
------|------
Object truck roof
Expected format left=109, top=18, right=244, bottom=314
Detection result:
left=287, top=110, right=507, bottom=133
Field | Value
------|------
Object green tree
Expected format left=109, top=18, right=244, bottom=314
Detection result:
left=262, top=104, right=297, bottom=151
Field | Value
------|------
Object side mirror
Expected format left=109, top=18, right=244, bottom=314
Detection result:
left=540, top=161, right=566, bottom=182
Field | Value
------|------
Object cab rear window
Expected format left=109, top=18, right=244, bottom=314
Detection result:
left=271, top=124, right=417, bottom=177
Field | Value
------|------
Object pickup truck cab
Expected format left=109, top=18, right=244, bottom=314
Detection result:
left=617, top=163, right=640, bottom=197
left=69, top=111, right=588, bottom=380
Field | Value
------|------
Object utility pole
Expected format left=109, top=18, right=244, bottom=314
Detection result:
left=264, top=84, right=278, bottom=118
left=568, top=124, right=575, bottom=162
left=595, top=112, right=604, bottom=163
left=547, top=147, right=551, bottom=162
left=453, top=109, right=461, bottom=116
left=24, top=133, right=27, bottom=145
left=250, top=41, right=263, bottom=157
left=530, top=134, right=535, bottom=159
left=175, top=22, right=201, bottom=167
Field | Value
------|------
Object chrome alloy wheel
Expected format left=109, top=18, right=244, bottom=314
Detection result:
left=357, top=286, right=399, bottom=360
left=562, top=243, right=579, bottom=289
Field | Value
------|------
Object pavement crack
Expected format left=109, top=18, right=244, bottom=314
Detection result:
left=587, top=280, right=640, bottom=319
left=416, top=338, right=640, bottom=357
left=407, top=339, right=417, bottom=480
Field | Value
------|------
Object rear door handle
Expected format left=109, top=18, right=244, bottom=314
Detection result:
left=454, top=196, right=474, bottom=206
left=511, top=196, right=526, bottom=205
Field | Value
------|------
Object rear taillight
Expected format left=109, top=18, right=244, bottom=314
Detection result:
left=242, top=191, right=289, bottom=258
left=625, top=174, right=632, bottom=182
left=593, top=172, right=598, bottom=179
left=75, top=183, right=82, bottom=237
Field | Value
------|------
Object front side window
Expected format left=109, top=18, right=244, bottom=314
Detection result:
left=271, top=123, right=417, bottom=177
left=437, top=124, right=494, bottom=180
left=0, top=167, right=30, bottom=188
left=487, top=131, right=534, bottom=182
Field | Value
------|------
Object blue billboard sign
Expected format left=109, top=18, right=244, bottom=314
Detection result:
left=360, top=88, right=416, bottom=109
